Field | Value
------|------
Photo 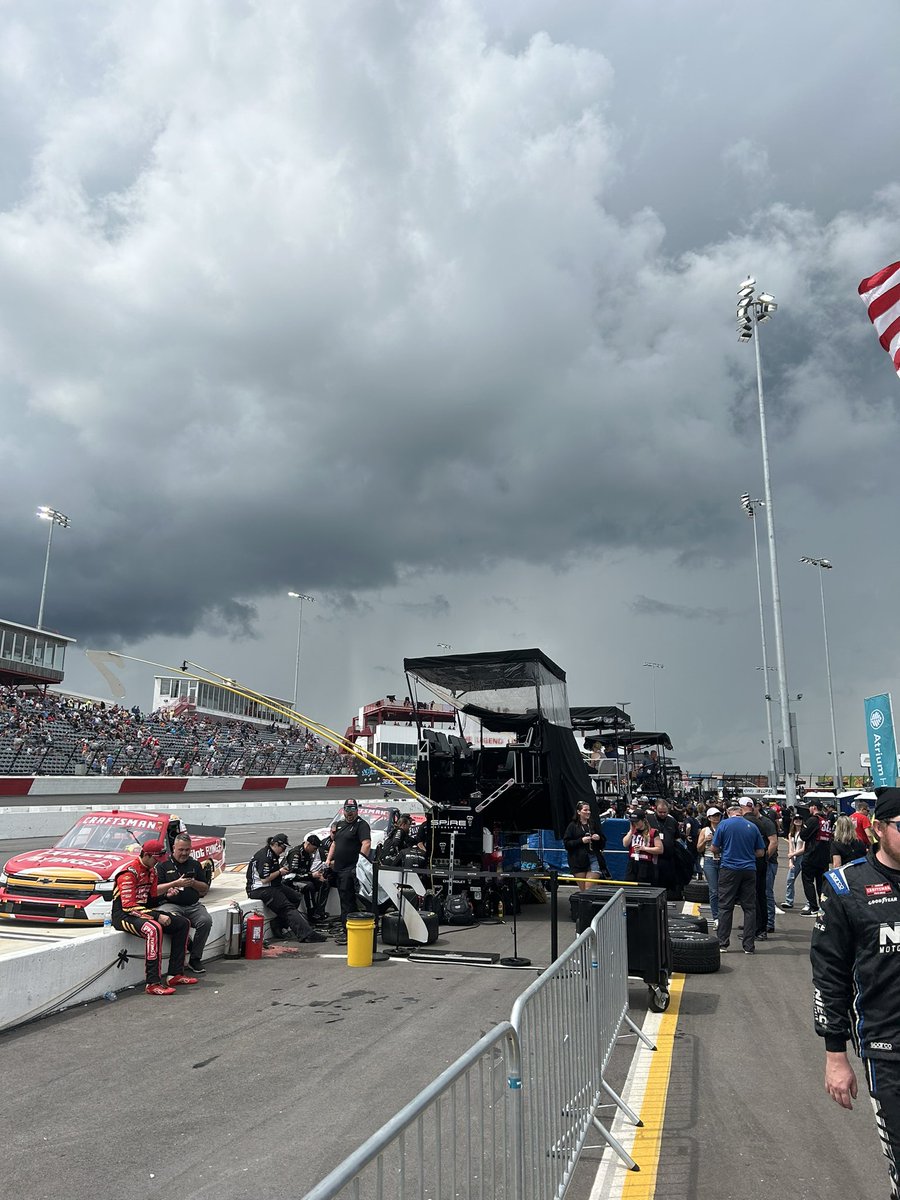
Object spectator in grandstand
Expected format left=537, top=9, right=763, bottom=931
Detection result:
left=829, top=814, right=868, bottom=868
left=155, top=832, right=214, bottom=973
left=246, top=834, right=327, bottom=943
left=324, top=801, right=372, bottom=944
left=564, top=801, right=609, bottom=889
left=782, top=814, right=805, bottom=909
left=711, top=800, right=765, bottom=954
left=111, top=839, right=198, bottom=997
left=697, top=808, right=722, bottom=924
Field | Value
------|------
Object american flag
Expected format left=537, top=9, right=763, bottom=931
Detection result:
left=859, top=261, right=900, bottom=378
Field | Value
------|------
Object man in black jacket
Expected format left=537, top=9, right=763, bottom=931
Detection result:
left=246, top=833, right=327, bottom=943
left=811, top=788, right=900, bottom=1199
left=800, top=800, right=835, bottom=915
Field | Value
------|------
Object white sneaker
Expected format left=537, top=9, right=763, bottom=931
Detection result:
left=713, top=918, right=718, bottom=929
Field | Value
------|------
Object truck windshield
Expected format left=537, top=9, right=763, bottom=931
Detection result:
left=57, top=819, right=159, bottom=852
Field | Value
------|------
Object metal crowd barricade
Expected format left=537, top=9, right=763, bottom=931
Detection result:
left=300, top=889, right=655, bottom=1200
left=301, top=1022, right=524, bottom=1200
left=509, top=889, right=651, bottom=1200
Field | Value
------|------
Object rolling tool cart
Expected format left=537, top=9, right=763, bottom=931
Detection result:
left=572, top=883, right=671, bottom=1012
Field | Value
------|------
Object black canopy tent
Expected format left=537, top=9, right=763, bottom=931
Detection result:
left=403, top=648, right=595, bottom=837
left=569, top=705, right=633, bottom=732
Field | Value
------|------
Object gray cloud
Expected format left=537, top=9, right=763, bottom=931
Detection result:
left=0, top=1, right=898, bottom=772
left=629, top=596, right=730, bottom=624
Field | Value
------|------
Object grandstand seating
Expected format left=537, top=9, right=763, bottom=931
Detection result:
left=0, top=686, right=354, bottom=777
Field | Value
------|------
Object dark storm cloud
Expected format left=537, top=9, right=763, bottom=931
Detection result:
left=0, top=1, right=899, bottom=775
left=630, top=596, right=730, bottom=624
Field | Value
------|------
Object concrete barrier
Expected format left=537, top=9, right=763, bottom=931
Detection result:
left=0, top=799, right=348, bottom=840
left=0, top=774, right=358, bottom=798
left=0, top=875, right=263, bottom=1033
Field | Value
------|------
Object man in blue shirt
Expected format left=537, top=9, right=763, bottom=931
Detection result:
left=711, top=799, right=766, bottom=954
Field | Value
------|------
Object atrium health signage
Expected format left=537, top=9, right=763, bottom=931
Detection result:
left=865, top=693, right=898, bottom=789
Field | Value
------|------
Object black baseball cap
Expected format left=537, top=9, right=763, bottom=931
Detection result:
left=270, top=832, right=289, bottom=846
left=343, top=799, right=359, bottom=812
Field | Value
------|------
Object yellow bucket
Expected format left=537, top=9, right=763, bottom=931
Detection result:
left=345, top=913, right=375, bottom=967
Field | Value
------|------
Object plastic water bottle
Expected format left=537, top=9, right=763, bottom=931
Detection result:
left=103, top=990, right=117, bottom=1002
left=103, top=914, right=112, bottom=930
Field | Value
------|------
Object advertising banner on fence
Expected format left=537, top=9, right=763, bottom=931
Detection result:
left=865, top=693, right=897, bottom=789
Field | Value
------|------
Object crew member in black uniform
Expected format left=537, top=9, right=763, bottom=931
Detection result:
left=801, top=800, right=835, bottom=914
left=246, top=833, right=327, bottom=943
left=324, top=800, right=371, bottom=942
left=811, top=788, right=900, bottom=1199
left=284, top=834, right=328, bottom=921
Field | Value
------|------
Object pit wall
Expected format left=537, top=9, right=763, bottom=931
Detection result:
left=0, top=774, right=356, bottom=797
left=0, top=875, right=267, bottom=1033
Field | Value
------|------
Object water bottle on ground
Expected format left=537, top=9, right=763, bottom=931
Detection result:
left=103, top=990, right=117, bottom=1002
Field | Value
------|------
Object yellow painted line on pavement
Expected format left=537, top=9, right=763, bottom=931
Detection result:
left=619, top=971, right=686, bottom=1199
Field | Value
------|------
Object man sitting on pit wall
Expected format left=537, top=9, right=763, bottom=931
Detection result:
left=246, top=832, right=327, bottom=944
left=155, top=831, right=213, bottom=973
left=284, top=834, right=329, bottom=922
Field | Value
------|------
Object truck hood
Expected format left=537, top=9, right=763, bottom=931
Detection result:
left=3, top=848, right=137, bottom=878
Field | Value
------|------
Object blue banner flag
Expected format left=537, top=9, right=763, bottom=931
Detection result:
left=865, top=693, right=897, bottom=789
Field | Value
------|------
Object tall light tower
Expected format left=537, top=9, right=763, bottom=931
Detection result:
left=287, top=591, right=314, bottom=711
left=737, top=278, right=796, bottom=806
left=800, top=556, right=842, bottom=792
left=741, top=494, right=778, bottom=787
left=36, top=506, right=71, bottom=630
left=643, top=662, right=664, bottom=728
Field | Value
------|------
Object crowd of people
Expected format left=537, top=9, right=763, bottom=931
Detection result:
left=0, top=685, right=353, bottom=776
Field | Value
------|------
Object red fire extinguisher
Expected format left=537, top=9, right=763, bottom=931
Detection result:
left=244, top=911, right=264, bottom=960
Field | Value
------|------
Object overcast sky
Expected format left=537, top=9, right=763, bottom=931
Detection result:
left=2, top=1, right=899, bottom=777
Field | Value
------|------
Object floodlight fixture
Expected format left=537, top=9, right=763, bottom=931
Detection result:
left=287, top=591, right=315, bottom=710
left=734, top=277, right=795, bottom=804
left=35, top=506, right=71, bottom=629
left=800, top=555, right=841, bottom=789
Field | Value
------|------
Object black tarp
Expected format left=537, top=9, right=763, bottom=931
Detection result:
left=404, top=648, right=567, bottom=689
left=405, top=648, right=595, bottom=837
left=569, top=706, right=633, bottom=730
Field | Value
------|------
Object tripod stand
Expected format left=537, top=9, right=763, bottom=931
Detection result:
left=499, top=876, right=531, bottom=967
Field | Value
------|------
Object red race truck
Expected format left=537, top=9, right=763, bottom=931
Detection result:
left=0, top=809, right=226, bottom=925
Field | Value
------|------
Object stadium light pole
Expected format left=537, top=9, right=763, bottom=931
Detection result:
left=736, top=278, right=797, bottom=807
left=36, top=506, right=71, bottom=630
left=800, top=556, right=843, bottom=792
left=643, top=662, right=664, bottom=729
left=287, top=591, right=314, bottom=711
left=741, top=494, right=778, bottom=787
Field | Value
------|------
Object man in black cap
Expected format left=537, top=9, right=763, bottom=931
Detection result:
left=324, top=800, right=372, bottom=942
left=811, top=787, right=900, bottom=1199
left=246, top=833, right=327, bottom=943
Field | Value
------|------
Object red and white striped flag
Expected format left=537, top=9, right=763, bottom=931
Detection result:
left=859, top=261, right=900, bottom=378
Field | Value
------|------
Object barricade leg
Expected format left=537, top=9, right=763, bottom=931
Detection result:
left=621, top=1011, right=658, bottom=1051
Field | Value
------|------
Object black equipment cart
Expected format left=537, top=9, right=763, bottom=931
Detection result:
left=571, top=883, right=671, bottom=1012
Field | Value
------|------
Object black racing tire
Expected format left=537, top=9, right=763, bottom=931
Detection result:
left=669, top=914, right=709, bottom=934
left=682, top=880, right=709, bottom=903
left=670, top=931, right=720, bottom=974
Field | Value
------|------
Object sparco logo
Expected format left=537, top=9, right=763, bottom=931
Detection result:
left=871, top=709, right=886, bottom=730
left=870, top=1042, right=894, bottom=1051
left=879, top=923, right=900, bottom=953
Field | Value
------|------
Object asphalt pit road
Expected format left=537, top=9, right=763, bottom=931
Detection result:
left=192, top=1055, right=220, bottom=1069
left=341, top=989, right=375, bottom=1000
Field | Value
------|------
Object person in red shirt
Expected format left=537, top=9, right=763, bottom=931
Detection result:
left=850, top=799, right=872, bottom=846
left=111, top=839, right=198, bottom=996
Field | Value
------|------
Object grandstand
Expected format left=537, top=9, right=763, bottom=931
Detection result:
left=0, top=687, right=354, bottom=778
